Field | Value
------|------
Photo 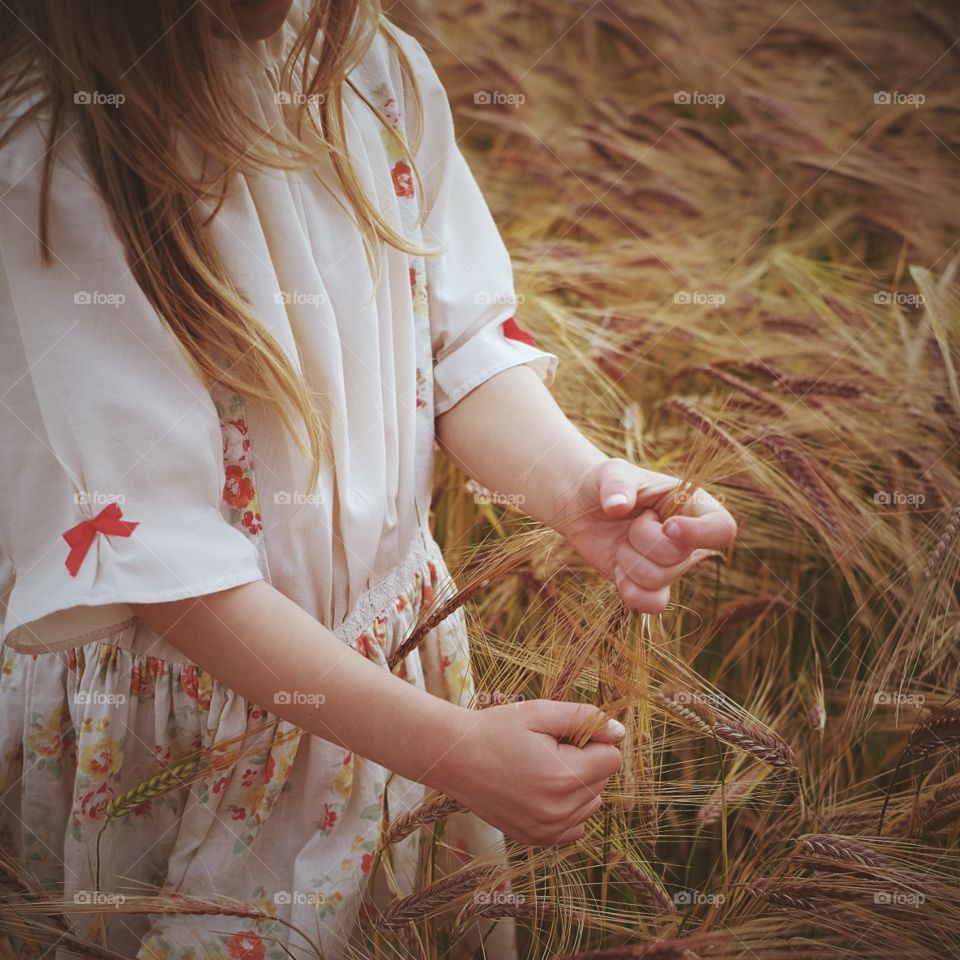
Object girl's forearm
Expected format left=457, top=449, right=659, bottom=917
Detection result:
left=129, top=580, right=472, bottom=791
left=435, top=363, right=607, bottom=529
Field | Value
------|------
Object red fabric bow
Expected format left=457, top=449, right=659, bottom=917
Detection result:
left=502, top=316, right=537, bottom=347
left=63, top=502, right=139, bottom=577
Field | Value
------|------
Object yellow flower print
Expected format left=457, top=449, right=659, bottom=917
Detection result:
left=80, top=734, right=120, bottom=780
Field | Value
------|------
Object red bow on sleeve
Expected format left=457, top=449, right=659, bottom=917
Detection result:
left=62, top=502, right=139, bottom=577
left=502, top=316, right=538, bottom=347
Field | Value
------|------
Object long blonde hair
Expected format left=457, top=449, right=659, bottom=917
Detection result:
left=0, top=0, right=429, bottom=495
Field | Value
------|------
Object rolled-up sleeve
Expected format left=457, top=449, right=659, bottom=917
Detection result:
left=398, top=33, right=560, bottom=417
left=0, top=120, right=265, bottom=654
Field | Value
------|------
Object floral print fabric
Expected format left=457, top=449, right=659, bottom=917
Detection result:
left=0, top=522, right=517, bottom=959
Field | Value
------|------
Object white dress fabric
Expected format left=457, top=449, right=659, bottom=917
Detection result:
left=0, top=7, right=558, bottom=959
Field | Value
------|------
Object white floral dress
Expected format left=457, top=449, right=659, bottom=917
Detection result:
left=0, top=7, right=558, bottom=959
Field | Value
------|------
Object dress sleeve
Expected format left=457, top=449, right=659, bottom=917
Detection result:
left=0, top=117, right=265, bottom=654
left=398, top=33, right=560, bottom=417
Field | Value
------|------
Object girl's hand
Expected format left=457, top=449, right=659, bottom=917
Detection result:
left=553, top=457, right=737, bottom=614
left=435, top=699, right=624, bottom=846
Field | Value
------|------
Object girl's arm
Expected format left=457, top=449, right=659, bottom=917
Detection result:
left=435, top=363, right=737, bottom=612
left=130, top=580, right=624, bottom=846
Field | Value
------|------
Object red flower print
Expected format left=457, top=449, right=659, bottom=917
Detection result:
left=227, top=931, right=265, bottom=960
left=181, top=666, right=212, bottom=711
left=213, top=774, right=230, bottom=794
left=131, top=664, right=151, bottom=697
left=231, top=806, right=247, bottom=820
left=222, top=418, right=251, bottom=465
left=319, top=802, right=338, bottom=831
left=223, top=464, right=255, bottom=510
left=240, top=767, right=257, bottom=788
left=356, top=633, right=376, bottom=660
left=78, top=782, right=114, bottom=821
left=391, top=160, right=414, bottom=198
left=409, top=266, right=417, bottom=294
left=264, top=754, right=276, bottom=785
left=242, top=511, right=263, bottom=535
left=396, top=595, right=407, bottom=613
left=361, top=852, right=374, bottom=875
left=502, top=316, right=537, bottom=347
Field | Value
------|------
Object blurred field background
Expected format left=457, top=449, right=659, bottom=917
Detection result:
left=389, top=0, right=960, bottom=957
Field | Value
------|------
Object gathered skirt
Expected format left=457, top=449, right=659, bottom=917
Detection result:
left=0, top=522, right=517, bottom=960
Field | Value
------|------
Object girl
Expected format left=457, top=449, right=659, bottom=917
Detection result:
left=0, top=0, right=736, bottom=957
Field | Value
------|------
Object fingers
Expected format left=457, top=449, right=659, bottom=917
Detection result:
left=598, top=458, right=677, bottom=517
left=662, top=509, right=737, bottom=551
left=525, top=699, right=626, bottom=744
left=626, top=510, right=689, bottom=566
left=557, top=740, right=623, bottom=783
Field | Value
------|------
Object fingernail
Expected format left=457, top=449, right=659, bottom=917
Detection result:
left=604, top=492, right=629, bottom=509
left=606, top=718, right=626, bottom=738
left=663, top=519, right=681, bottom=538
left=614, top=564, right=624, bottom=584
